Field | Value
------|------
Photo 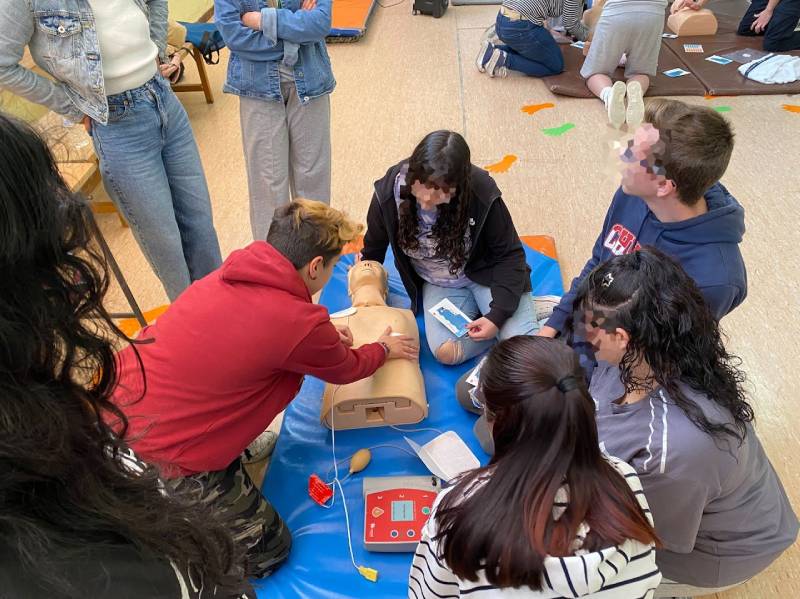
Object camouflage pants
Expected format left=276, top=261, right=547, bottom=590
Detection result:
left=167, top=458, right=292, bottom=578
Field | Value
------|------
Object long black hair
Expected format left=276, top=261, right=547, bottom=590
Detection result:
left=0, top=114, right=248, bottom=596
left=570, top=246, right=753, bottom=442
left=397, top=130, right=472, bottom=274
left=435, top=337, right=658, bottom=588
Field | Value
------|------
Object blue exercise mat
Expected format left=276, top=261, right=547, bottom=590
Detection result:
left=256, top=246, right=563, bottom=599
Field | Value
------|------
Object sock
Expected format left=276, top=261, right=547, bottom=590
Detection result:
left=600, top=86, right=612, bottom=106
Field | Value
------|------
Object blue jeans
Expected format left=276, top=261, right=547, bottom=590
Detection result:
left=495, top=13, right=565, bottom=77
left=91, top=76, right=222, bottom=301
left=422, top=281, right=539, bottom=365
left=737, top=0, right=800, bottom=52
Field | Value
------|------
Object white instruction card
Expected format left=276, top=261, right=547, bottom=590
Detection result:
left=428, top=298, right=472, bottom=337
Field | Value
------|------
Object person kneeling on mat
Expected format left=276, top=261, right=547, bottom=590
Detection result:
left=671, top=0, right=800, bottom=52
left=581, top=0, right=667, bottom=129
left=575, top=248, right=797, bottom=597
left=108, top=199, right=418, bottom=578
left=361, top=130, right=538, bottom=366
left=410, top=336, right=662, bottom=598
left=475, top=0, right=589, bottom=78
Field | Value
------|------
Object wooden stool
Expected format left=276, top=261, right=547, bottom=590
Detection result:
left=172, top=44, right=214, bottom=104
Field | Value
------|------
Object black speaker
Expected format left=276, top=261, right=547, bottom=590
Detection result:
left=412, top=0, right=448, bottom=18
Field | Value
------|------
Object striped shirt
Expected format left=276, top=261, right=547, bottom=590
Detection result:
left=502, top=0, right=589, bottom=40
left=408, top=455, right=660, bottom=599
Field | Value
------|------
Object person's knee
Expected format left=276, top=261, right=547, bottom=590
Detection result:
left=435, top=339, right=464, bottom=365
left=249, top=524, right=293, bottom=579
left=549, top=55, right=565, bottom=75
left=762, top=33, right=784, bottom=52
left=456, top=371, right=482, bottom=415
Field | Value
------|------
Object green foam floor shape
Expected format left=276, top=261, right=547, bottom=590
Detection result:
left=714, top=106, right=732, bottom=113
left=542, top=123, right=575, bottom=137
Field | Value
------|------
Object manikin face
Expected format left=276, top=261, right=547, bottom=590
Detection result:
left=581, top=308, right=628, bottom=365
left=348, top=260, right=387, bottom=293
left=619, top=124, right=670, bottom=198
left=411, top=179, right=454, bottom=211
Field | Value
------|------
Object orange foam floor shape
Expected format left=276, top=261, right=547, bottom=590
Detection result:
left=522, top=102, right=555, bottom=115
left=485, top=155, right=517, bottom=173
left=117, top=304, right=170, bottom=338
left=342, top=235, right=365, bottom=255
left=521, top=235, right=558, bottom=261
left=345, top=235, right=558, bottom=261
left=331, top=0, right=373, bottom=30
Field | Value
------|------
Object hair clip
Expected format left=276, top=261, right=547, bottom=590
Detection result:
left=601, top=272, right=614, bottom=288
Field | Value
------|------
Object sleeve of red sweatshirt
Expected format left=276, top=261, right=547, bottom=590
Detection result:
left=282, top=319, right=387, bottom=384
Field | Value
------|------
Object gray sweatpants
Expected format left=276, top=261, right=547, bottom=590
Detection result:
left=240, top=81, right=331, bottom=241
left=580, top=7, right=664, bottom=79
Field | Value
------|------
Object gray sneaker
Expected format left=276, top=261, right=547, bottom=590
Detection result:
left=476, top=39, right=495, bottom=73
left=486, top=47, right=509, bottom=78
left=481, top=23, right=500, bottom=45
left=242, top=430, right=278, bottom=464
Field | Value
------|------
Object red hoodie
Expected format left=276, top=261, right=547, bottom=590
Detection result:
left=111, top=242, right=386, bottom=478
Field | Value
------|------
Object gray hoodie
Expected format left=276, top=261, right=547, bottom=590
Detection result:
left=591, top=363, right=799, bottom=588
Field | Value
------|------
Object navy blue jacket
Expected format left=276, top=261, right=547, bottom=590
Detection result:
left=547, top=183, right=747, bottom=332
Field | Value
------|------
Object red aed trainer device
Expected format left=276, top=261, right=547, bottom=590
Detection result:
left=363, top=475, right=441, bottom=552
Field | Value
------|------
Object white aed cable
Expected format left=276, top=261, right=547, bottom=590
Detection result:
left=326, top=385, right=379, bottom=582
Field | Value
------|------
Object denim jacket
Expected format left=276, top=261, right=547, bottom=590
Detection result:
left=0, top=0, right=167, bottom=124
left=215, top=0, right=335, bottom=103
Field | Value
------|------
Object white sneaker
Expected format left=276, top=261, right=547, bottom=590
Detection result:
left=242, top=430, right=278, bottom=464
left=607, top=80, right=627, bottom=129
left=626, top=80, right=645, bottom=130
left=533, top=295, right=562, bottom=322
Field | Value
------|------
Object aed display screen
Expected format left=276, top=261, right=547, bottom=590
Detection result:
left=391, top=500, right=415, bottom=521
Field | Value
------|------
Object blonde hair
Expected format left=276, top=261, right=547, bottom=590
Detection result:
left=267, top=199, right=364, bottom=268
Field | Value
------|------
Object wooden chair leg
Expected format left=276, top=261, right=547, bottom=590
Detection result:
left=193, top=47, right=214, bottom=104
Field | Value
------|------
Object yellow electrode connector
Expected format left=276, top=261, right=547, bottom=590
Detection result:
left=358, top=566, right=378, bottom=582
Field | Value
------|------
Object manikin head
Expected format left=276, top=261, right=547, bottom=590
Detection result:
left=348, top=260, right=389, bottom=307
left=267, top=199, right=363, bottom=297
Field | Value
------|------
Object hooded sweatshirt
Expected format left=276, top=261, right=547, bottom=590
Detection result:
left=410, top=455, right=661, bottom=599
left=546, top=183, right=747, bottom=333
left=111, top=242, right=386, bottom=478
left=363, top=161, right=532, bottom=328
left=591, top=363, right=799, bottom=588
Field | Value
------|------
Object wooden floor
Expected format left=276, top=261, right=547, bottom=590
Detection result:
left=93, top=4, right=799, bottom=597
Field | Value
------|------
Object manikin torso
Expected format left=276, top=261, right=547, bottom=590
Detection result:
left=320, top=261, right=428, bottom=430
left=667, top=8, right=718, bottom=36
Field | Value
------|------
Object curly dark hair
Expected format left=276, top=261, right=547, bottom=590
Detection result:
left=397, top=130, right=472, bottom=274
left=0, top=114, right=248, bottom=596
left=569, top=246, right=753, bottom=443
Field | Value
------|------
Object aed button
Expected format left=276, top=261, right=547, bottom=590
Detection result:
left=421, top=506, right=431, bottom=515
left=390, top=530, right=399, bottom=538
left=406, top=529, right=416, bottom=538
